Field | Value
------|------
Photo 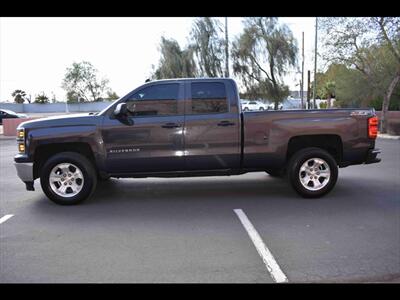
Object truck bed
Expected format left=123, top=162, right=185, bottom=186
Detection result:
left=242, top=108, right=376, bottom=169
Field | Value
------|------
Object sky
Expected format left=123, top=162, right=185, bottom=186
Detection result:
left=0, top=17, right=317, bottom=102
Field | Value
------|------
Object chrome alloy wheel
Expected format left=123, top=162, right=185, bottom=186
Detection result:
left=49, top=163, right=84, bottom=197
left=299, top=158, right=331, bottom=191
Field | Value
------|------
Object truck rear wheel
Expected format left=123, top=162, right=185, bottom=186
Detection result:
left=287, top=147, right=338, bottom=198
left=40, top=152, right=97, bottom=205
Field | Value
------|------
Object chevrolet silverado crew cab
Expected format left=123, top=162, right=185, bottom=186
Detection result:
left=14, top=78, right=381, bottom=205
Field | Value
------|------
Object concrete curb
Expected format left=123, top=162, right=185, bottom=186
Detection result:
left=0, top=135, right=16, bottom=140
left=378, top=134, right=400, bottom=140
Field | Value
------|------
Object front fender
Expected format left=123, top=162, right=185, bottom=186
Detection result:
left=25, top=125, right=106, bottom=172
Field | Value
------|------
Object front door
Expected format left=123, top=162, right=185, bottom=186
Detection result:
left=101, top=82, right=185, bottom=174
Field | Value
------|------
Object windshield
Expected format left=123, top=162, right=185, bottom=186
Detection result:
left=98, top=99, right=120, bottom=116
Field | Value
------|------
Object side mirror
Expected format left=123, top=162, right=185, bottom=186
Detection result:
left=114, top=103, right=128, bottom=116
left=113, top=102, right=134, bottom=125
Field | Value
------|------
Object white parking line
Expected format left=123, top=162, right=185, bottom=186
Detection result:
left=234, top=209, right=288, bottom=283
left=0, top=214, right=14, bottom=224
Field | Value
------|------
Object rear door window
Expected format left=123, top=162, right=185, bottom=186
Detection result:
left=190, top=82, right=228, bottom=114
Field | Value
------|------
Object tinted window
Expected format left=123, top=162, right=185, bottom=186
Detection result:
left=126, top=84, right=179, bottom=117
left=191, top=82, right=228, bottom=114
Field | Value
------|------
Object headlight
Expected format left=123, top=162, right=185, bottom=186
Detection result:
left=18, top=143, right=25, bottom=153
left=17, top=128, right=25, bottom=140
left=17, top=128, right=25, bottom=153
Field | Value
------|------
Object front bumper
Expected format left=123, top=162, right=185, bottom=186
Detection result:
left=365, top=148, right=381, bottom=164
left=14, top=162, right=35, bottom=191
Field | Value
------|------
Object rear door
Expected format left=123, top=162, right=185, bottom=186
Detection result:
left=183, top=80, right=241, bottom=171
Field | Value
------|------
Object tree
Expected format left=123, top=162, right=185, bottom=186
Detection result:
left=313, top=65, right=344, bottom=103
left=66, top=91, right=81, bottom=103
left=12, top=90, right=27, bottom=103
left=374, top=17, right=400, bottom=132
left=106, top=91, right=119, bottom=100
left=62, top=61, right=111, bottom=102
left=152, top=37, right=197, bottom=79
left=334, top=66, right=372, bottom=108
left=319, top=17, right=400, bottom=132
left=51, top=92, right=57, bottom=103
left=321, top=81, right=336, bottom=108
left=34, top=92, right=50, bottom=104
left=231, top=17, right=298, bottom=110
left=190, top=17, right=225, bottom=77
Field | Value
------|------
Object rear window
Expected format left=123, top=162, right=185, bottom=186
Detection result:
left=191, top=82, right=228, bottom=114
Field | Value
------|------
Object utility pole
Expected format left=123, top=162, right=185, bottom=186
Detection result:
left=299, top=79, right=302, bottom=108
left=307, top=70, right=311, bottom=109
left=301, top=31, right=304, bottom=109
left=225, top=17, right=229, bottom=78
left=313, top=17, right=318, bottom=109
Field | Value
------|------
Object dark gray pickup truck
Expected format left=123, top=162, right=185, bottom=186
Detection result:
left=14, top=78, right=381, bottom=205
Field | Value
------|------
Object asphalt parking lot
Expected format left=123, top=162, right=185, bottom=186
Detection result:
left=0, top=138, right=399, bottom=283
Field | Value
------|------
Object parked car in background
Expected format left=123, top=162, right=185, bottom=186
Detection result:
left=267, top=103, right=284, bottom=110
left=241, top=100, right=267, bottom=111
left=0, top=109, right=28, bottom=125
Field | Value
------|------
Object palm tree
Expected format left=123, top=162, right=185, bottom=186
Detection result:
left=11, top=90, right=27, bottom=103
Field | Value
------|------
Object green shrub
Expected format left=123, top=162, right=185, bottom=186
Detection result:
left=370, top=97, right=400, bottom=111
left=319, top=101, right=328, bottom=109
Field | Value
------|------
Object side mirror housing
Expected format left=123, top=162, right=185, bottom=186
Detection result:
left=113, top=102, right=134, bottom=125
left=114, top=103, right=128, bottom=116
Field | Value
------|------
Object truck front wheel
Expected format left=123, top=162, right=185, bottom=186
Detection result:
left=287, top=147, right=338, bottom=198
left=40, top=152, right=97, bottom=205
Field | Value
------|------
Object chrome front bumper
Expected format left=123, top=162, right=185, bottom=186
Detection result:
left=14, top=162, right=34, bottom=182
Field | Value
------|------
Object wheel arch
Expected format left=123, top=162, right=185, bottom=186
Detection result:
left=286, top=134, right=343, bottom=165
left=33, top=143, right=97, bottom=179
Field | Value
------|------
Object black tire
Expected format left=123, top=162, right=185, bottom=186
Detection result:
left=259, top=107, right=265, bottom=111
left=40, top=152, right=97, bottom=205
left=287, top=147, right=338, bottom=198
left=243, top=107, right=249, bottom=111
